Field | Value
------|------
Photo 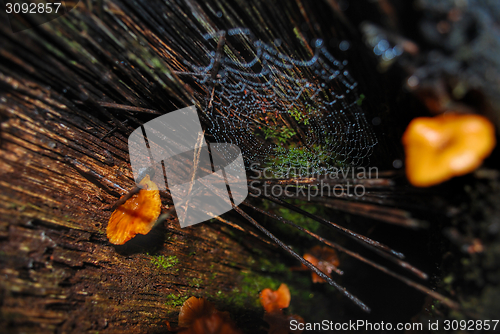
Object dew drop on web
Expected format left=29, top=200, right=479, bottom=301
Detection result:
left=179, top=28, right=378, bottom=177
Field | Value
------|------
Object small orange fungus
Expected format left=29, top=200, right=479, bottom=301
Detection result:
left=301, top=246, right=340, bottom=283
left=178, top=296, right=217, bottom=328
left=259, top=283, right=291, bottom=313
left=106, top=175, right=161, bottom=245
left=402, top=113, right=496, bottom=187
left=259, top=284, right=303, bottom=333
left=178, top=297, right=242, bottom=334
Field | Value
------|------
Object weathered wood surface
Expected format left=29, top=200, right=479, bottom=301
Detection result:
left=0, top=1, right=361, bottom=331
left=0, top=24, right=270, bottom=333
left=2, top=0, right=500, bottom=332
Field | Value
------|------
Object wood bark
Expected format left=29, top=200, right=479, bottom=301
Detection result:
left=0, top=68, right=266, bottom=333
left=2, top=0, right=500, bottom=332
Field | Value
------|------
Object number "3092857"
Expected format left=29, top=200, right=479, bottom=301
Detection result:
left=5, top=2, right=62, bottom=14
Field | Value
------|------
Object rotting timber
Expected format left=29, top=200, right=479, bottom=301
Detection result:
left=1, top=0, right=500, bottom=333
left=0, top=75, right=269, bottom=332
left=0, top=6, right=271, bottom=333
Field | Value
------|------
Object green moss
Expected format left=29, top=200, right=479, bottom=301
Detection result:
left=443, top=274, right=454, bottom=285
left=288, top=105, right=310, bottom=125
left=356, top=94, right=366, bottom=106
left=278, top=207, right=320, bottom=233
left=260, top=199, right=323, bottom=239
left=260, top=125, right=296, bottom=143
left=151, top=255, right=179, bottom=270
left=165, top=294, right=190, bottom=308
left=256, top=257, right=289, bottom=274
left=212, top=263, right=325, bottom=320
left=190, top=277, right=203, bottom=288
left=214, top=270, right=283, bottom=309
left=262, top=146, right=334, bottom=178
left=212, top=252, right=310, bottom=310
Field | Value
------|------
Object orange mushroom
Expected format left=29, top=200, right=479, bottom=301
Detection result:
left=402, top=113, right=496, bottom=187
left=106, top=175, right=161, bottom=244
left=178, top=296, right=217, bottom=328
left=259, top=283, right=303, bottom=334
left=259, top=283, right=291, bottom=313
left=301, top=246, right=341, bottom=283
left=179, top=313, right=242, bottom=334
left=177, top=297, right=242, bottom=334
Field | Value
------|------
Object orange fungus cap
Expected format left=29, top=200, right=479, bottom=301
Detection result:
left=259, top=283, right=291, bottom=313
left=179, top=296, right=217, bottom=328
left=402, top=113, right=496, bottom=187
left=106, top=175, right=161, bottom=245
left=178, top=297, right=242, bottom=334
left=179, top=313, right=242, bottom=334
left=302, top=246, right=340, bottom=283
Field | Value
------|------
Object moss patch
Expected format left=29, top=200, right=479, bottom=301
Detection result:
left=150, top=255, right=179, bottom=270
left=165, top=294, right=190, bottom=308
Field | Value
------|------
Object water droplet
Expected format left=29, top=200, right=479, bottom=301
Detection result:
left=393, top=45, right=403, bottom=56
left=393, top=159, right=403, bottom=169
left=373, top=46, right=383, bottom=56
left=339, top=40, right=350, bottom=51
left=407, top=75, right=419, bottom=88
left=377, top=40, right=390, bottom=52
left=383, top=49, right=395, bottom=61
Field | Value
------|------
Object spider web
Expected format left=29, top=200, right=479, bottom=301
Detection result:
left=177, top=28, right=377, bottom=177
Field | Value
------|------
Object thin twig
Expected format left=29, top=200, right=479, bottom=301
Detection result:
left=241, top=200, right=460, bottom=310
left=232, top=204, right=371, bottom=313
left=110, top=186, right=141, bottom=211
left=243, top=200, right=427, bottom=279
left=74, top=100, right=162, bottom=115
left=263, top=194, right=405, bottom=259
left=212, top=215, right=277, bottom=247
left=180, top=130, right=206, bottom=220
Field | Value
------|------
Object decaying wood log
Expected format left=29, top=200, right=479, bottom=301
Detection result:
left=2, top=0, right=500, bottom=332
left=0, top=72, right=274, bottom=332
